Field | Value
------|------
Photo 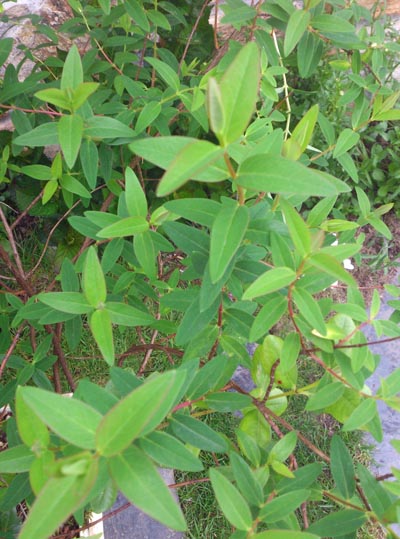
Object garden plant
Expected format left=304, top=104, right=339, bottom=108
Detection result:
left=0, top=0, right=400, bottom=538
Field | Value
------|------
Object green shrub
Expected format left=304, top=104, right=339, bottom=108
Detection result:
left=0, top=1, right=400, bottom=538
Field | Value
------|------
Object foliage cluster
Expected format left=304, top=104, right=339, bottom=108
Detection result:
left=0, top=1, right=400, bottom=538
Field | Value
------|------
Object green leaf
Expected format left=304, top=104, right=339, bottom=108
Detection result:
left=284, top=9, right=311, bottom=57
left=209, top=468, right=253, bottom=531
left=61, top=44, right=83, bottom=90
left=96, top=370, right=186, bottom=456
left=204, top=392, right=252, bottom=412
left=145, top=57, right=180, bottom=91
left=21, top=164, right=52, bottom=181
left=164, top=198, right=221, bottom=228
left=18, top=460, right=98, bottom=539
left=342, top=398, right=377, bottom=432
left=305, top=382, right=344, bottom=411
left=0, top=445, right=34, bottom=473
left=58, top=114, right=83, bottom=169
left=207, top=77, right=225, bottom=137
left=59, top=174, right=91, bottom=198
left=156, top=140, right=224, bottom=196
left=307, top=509, right=366, bottom=536
left=89, top=309, right=114, bottom=366
left=13, top=123, right=59, bottom=147
left=259, top=489, right=310, bottom=522
left=252, top=532, right=319, bottom=539
left=134, top=230, right=157, bottom=280
left=42, top=180, right=58, bottom=204
left=292, top=287, right=326, bottom=335
left=124, top=0, right=150, bottom=32
left=230, top=452, right=264, bottom=507
left=250, top=294, right=287, bottom=341
left=356, top=463, right=393, bottom=518
left=125, top=166, right=147, bottom=217
left=0, top=38, right=13, bottom=67
left=307, top=253, right=356, bottom=287
left=72, top=82, right=99, bottom=111
left=170, top=414, right=228, bottom=453
left=286, top=104, right=319, bottom=158
left=109, top=446, right=186, bottom=531
left=82, top=246, right=107, bottom=307
left=330, top=435, right=355, bottom=499
left=210, top=203, right=249, bottom=283
left=129, top=136, right=229, bottom=182
left=269, top=431, right=297, bottom=463
left=106, top=302, right=154, bottom=326
left=18, top=387, right=102, bottom=449
left=34, top=88, right=71, bottom=111
left=139, top=431, right=204, bottom=472
left=97, top=216, right=149, bottom=238
left=98, top=0, right=110, bottom=14
left=84, top=116, right=135, bottom=139
left=16, top=387, right=50, bottom=449
left=80, top=138, right=98, bottom=189
left=333, top=129, right=360, bottom=158
left=280, top=198, right=311, bottom=256
left=237, top=154, right=349, bottom=196
left=135, top=101, right=162, bottom=133
left=297, top=31, right=323, bottom=78
left=218, top=41, right=260, bottom=145
left=311, top=14, right=356, bottom=33
left=243, top=267, right=296, bottom=300
left=39, top=292, right=92, bottom=314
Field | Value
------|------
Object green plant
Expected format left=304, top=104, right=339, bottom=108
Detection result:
left=0, top=1, right=400, bottom=539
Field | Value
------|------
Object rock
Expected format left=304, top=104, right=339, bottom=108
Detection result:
left=0, top=0, right=89, bottom=80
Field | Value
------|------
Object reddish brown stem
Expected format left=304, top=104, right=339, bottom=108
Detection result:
left=0, top=324, right=26, bottom=379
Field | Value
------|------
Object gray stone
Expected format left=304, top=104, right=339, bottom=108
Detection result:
left=103, top=469, right=183, bottom=539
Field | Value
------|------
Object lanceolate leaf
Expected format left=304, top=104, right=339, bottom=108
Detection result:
left=139, top=431, right=204, bottom=472
left=307, top=253, right=356, bottom=287
left=106, top=302, right=154, bottom=326
left=14, top=123, right=59, bottom=148
left=156, top=140, right=224, bottom=196
left=18, top=460, right=98, bottom=539
left=58, top=114, right=83, bottom=169
left=39, top=292, right=92, bottom=314
left=82, top=246, right=107, bottom=308
left=125, top=166, right=147, bottom=217
left=18, top=387, right=102, bottom=449
left=307, top=509, right=366, bottom=536
left=210, top=203, right=249, bottom=283
left=279, top=198, right=311, bottom=256
left=109, top=446, right=186, bottom=531
left=218, top=41, right=260, bottom=145
left=333, top=128, right=360, bottom=158
left=292, top=286, right=326, bottom=335
left=134, top=230, right=157, bottom=280
left=284, top=9, right=311, bottom=57
left=252, top=532, right=319, bottom=539
left=330, top=435, right=355, bottom=499
left=97, top=216, right=149, bottom=238
left=259, top=489, right=310, bottom=522
left=0, top=445, right=34, bottom=473
left=243, top=267, right=296, bottom=300
left=80, top=138, right=98, bottom=189
left=170, top=414, right=228, bottom=453
left=209, top=468, right=253, bottom=531
left=61, top=44, right=83, bottom=90
left=89, top=309, right=115, bottom=366
left=237, top=154, right=349, bottom=196
left=96, top=370, right=186, bottom=456
left=342, top=398, right=377, bottom=432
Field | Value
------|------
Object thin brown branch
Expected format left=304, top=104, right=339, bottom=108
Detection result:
left=0, top=324, right=26, bottom=379
left=10, top=190, right=44, bottom=231
left=0, top=205, right=27, bottom=279
left=178, top=0, right=209, bottom=74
